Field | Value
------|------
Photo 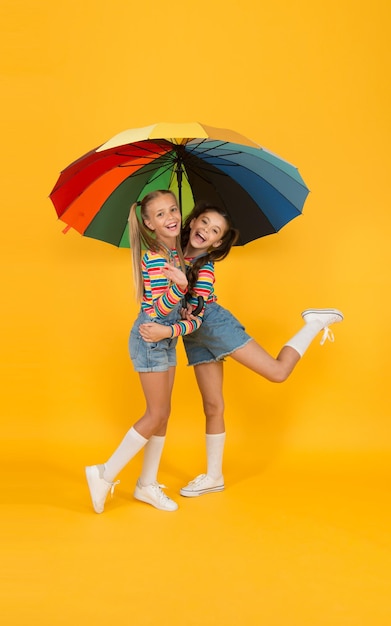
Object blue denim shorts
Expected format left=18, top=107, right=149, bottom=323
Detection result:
left=129, top=309, right=179, bottom=373
left=182, top=302, right=252, bottom=366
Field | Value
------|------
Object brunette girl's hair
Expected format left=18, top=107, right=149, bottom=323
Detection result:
left=128, top=189, right=186, bottom=302
left=181, top=202, right=239, bottom=295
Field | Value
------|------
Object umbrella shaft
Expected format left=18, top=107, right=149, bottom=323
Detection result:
left=175, top=158, right=183, bottom=213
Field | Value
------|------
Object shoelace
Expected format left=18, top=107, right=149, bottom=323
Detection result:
left=189, top=474, right=207, bottom=486
left=109, top=479, right=120, bottom=498
left=151, top=482, right=171, bottom=501
left=320, top=326, right=335, bottom=345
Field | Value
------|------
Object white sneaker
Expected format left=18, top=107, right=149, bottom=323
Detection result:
left=134, top=479, right=178, bottom=511
left=85, top=464, right=119, bottom=514
left=180, top=474, right=225, bottom=498
left=301, top=308, right=344, bottom=345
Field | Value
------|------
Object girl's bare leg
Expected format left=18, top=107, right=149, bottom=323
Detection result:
left=194, top=361, right=225, bottom=433
left=134, top=367, right=176, bottom=437
left=132, top=366, right=178, bottom=511
left=138, top=367, right=176, bottom=485
left=231, top=309, right=345, bottom=382
left=181, top=361, right=226, bottom=487
left=86, top=368, right=178, bottom=512
left=103, top=368, right=175, bottom=482
left=230, top=340, right=300, bottom=383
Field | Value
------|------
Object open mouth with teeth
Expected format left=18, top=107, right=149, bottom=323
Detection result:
left=166, top=222, right=179, bottom=231
left=193, top=231, right=206, bottom=244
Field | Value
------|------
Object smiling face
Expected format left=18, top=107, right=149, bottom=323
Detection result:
left=186, top=211, right=228, bottom=255
left=143, top=193, right=181, bottom=247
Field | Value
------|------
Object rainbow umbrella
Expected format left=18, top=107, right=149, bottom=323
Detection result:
left=49, top=122, right=309, bottom=247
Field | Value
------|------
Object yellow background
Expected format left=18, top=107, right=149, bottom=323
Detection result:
left=2, top=1, right=391, bottom=624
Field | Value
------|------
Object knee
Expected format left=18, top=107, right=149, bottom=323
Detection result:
left=147, top=407, right=171, bottom=431
left=203, top=397, right=225, bottom=418
left=152, top=416, right=170, bottom=432
left=267, top=368, right=290, bottom=384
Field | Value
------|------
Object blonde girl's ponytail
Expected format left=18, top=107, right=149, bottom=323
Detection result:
left=129, top=202, right=144, bottom=302
left=129, top=201, right=157, bottom=301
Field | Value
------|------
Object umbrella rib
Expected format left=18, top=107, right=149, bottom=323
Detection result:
left=184, top=158, right=304, bottom=211
left=183, top=138, right=212, bottom=155
left=203, top=147, right=306, bottom=186
left=185, top=139, right=247, bottom=160
left=187, top=142, right=306, bottom=191
left=115, top=139, right=174, bottom=162
left=185, top=142, right=305, bottom=190
left=119, top=156, right=179, bottom=190
left=115, top=156, right=177, bottom=187
left=188, top=150, right=306, bottom=198
left=145, top=161, right=176, bottom=186
left=117, top=151, right=175, bottom=169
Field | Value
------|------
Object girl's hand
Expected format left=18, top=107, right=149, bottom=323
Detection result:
left=180, top=297, right=204, bottom=320
left=139, top=323, right=172, bottom=342
left=180, top=306, right=189, bottom=320
left=161, top=263, right=188, bottom=290
left=180, top=303, right=194, bottom=321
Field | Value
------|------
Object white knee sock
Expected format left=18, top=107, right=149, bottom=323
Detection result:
left=139, top=435, right=166, bottom=486
left=284, top=319, right=325, bottom=357
left=206, top=432, right=226, bottom=479
left=103, top=426, right=148, bottom=482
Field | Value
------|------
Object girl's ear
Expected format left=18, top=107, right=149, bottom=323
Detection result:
left=143, top=219, right=154, bottom=231
left=211, top=239, right=222, bottom=248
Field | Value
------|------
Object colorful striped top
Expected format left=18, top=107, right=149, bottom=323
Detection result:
left=185, top=258, right=217, bottom=306
left=168, top=257, right=217, bottom=338
left=141, top=249, right=187, bottom=319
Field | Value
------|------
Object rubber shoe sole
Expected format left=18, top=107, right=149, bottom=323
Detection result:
left=85, top=465, right=119, bottom=514
left=301, top=308, right=344, bottom=323
left=134, top=480, right=178, bottom=511
left=180, top=474, right=225, bottom=498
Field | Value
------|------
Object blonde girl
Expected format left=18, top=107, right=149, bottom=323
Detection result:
left=85, top=190, right=202, bottom=513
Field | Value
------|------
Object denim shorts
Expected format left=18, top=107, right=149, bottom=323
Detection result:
left=182, top=302, right=252, bottom=366
left=129, top=309, right=179, bottom=373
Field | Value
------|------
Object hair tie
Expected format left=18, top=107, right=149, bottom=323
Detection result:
left=136, top=200, right=142, bottom=207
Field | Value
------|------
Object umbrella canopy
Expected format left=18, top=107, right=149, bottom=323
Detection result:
left=50, top=122, right=309, bottom=247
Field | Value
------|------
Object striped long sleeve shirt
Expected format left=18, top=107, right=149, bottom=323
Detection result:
left=140, top=250, right=187, bottom=319
left=168, top=257, right=217, bottom=338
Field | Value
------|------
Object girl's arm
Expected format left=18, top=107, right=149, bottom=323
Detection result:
left=139, top=262, right=215, bottom=339
left=142, top=253, right=188, bottom=319
left=138, top=303, right=204, bottom=341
